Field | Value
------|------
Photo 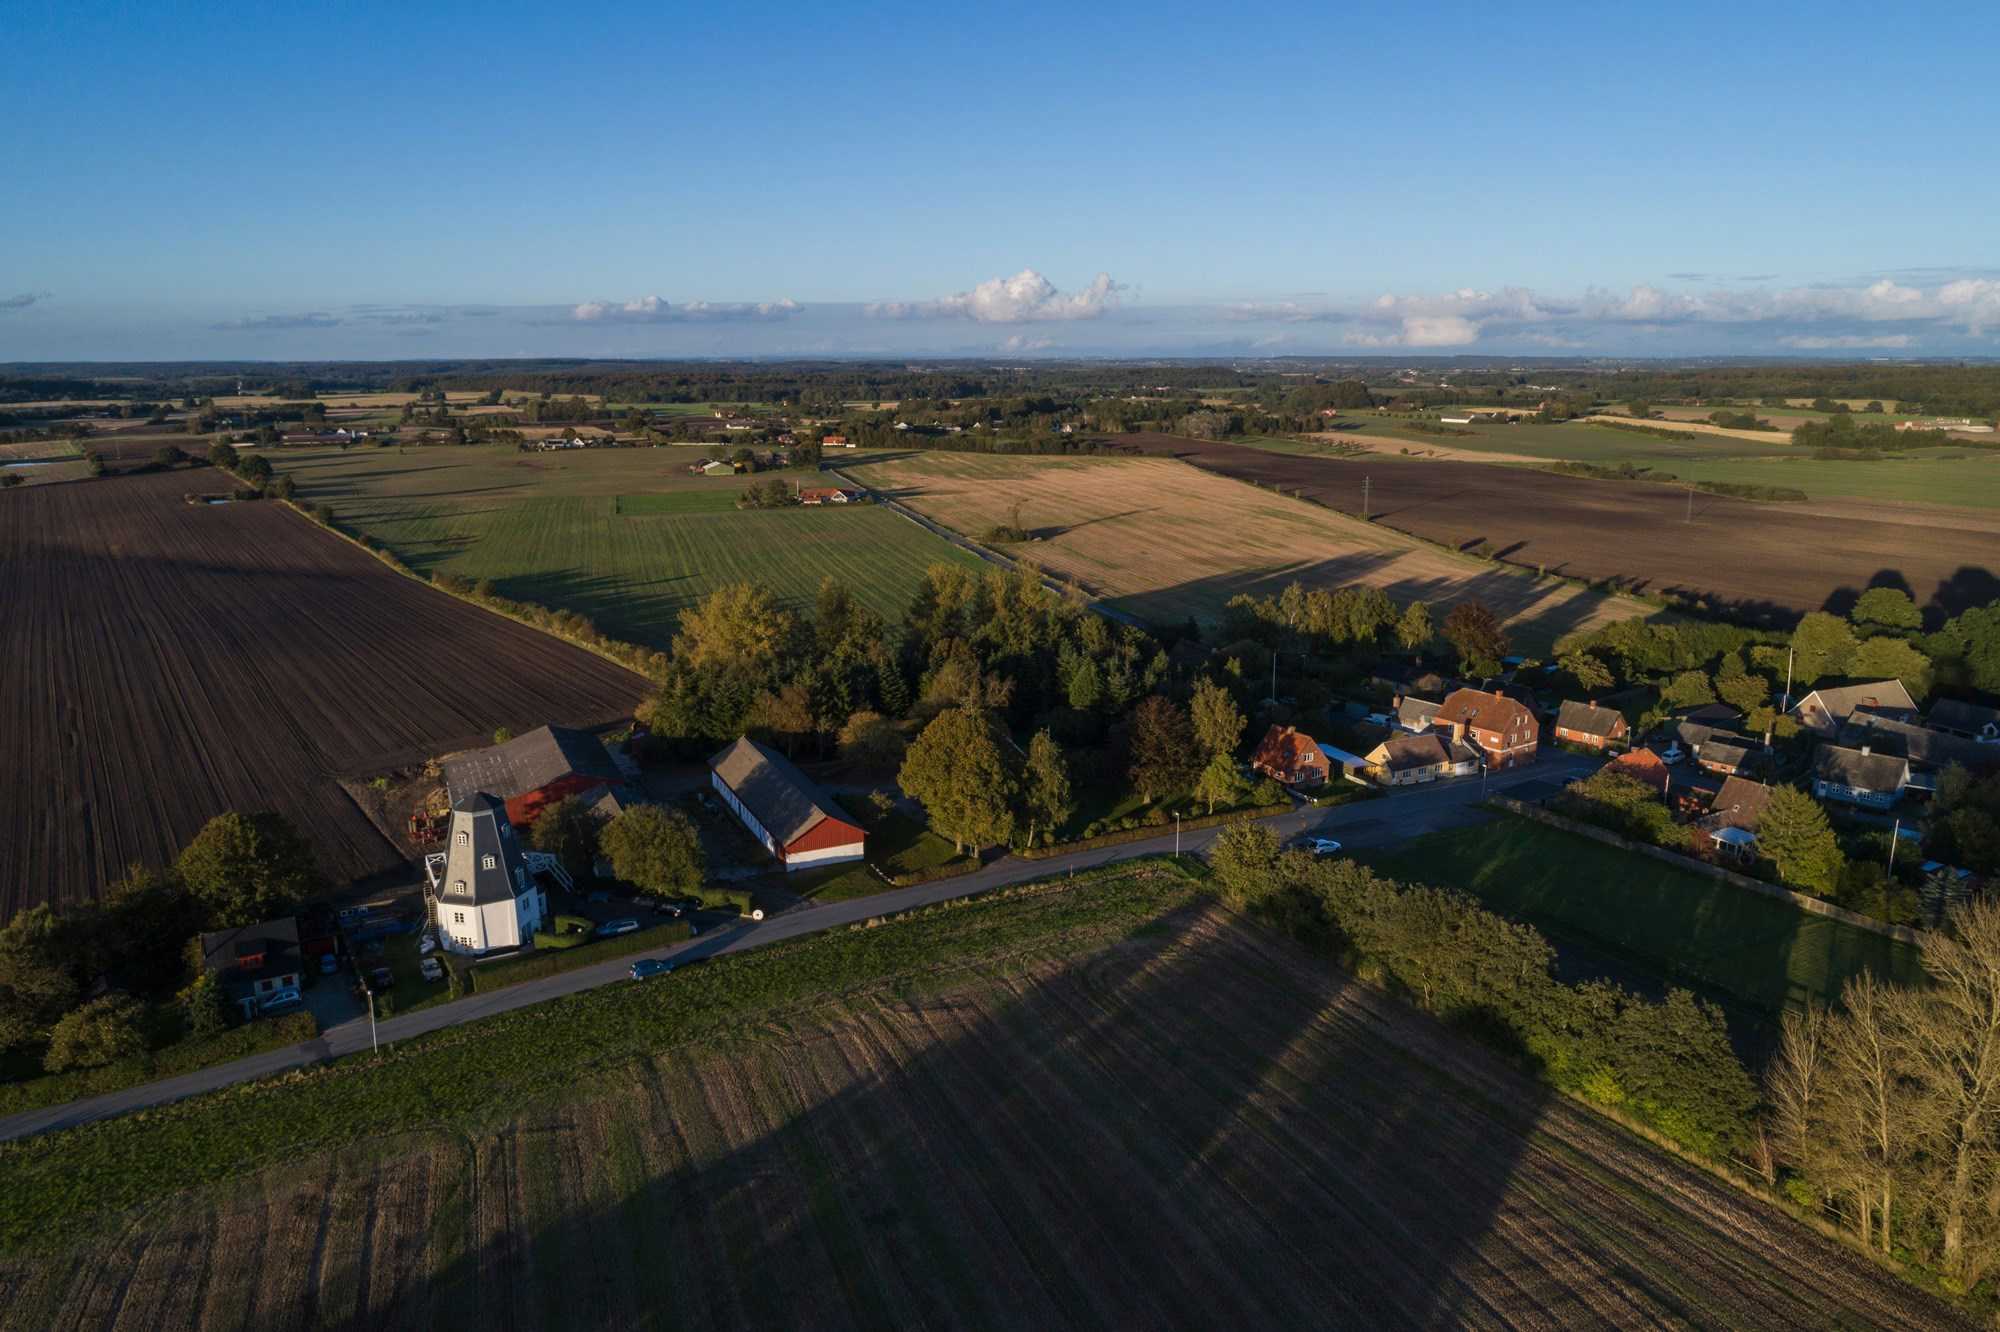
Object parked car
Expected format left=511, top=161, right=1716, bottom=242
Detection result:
left=1659, top=742, right=1685, bottom=765
left=595, top=918, right=641, bottom=938
left=319, top=952, right=338, bottom=974
left=259, top=987, right=303, bottom=1015
left=630, top=958, right=674, bottom=981
left=419, top=957, right=444, bottom=983
left=1285, top=836, right=1343, bottom=857
left=653, top=900, right=688, bottom=918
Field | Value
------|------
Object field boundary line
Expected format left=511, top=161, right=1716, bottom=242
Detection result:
left=1487, top=797, right=1924, bottom=944
left=825, top=465, right=1143, bottom=627
left=271, top=497, right=663, bottom=682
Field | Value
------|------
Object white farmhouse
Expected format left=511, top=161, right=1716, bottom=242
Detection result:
left=430, top=792, right=548, bottom=954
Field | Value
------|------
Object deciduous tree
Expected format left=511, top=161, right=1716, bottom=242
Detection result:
left=1441, top=601, right=1508, bottom=677
left=531, top=796, right=604, bottom=879
left=1021, top=729, right=1073, bottom=848
left=600, top=805, right=706, bottom=898
left=1128, top=695, right=1198, bottom=802
left=43, top=995, right=147, bottom=1073
left=899, top=707, right=1015, bottom=853
left=176, top=812, right=323, bottom=929
left=1188, top=678, right=1246, bottom=760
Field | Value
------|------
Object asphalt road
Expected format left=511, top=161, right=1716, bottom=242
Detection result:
left=0, top=753, right=1595, bottom=1144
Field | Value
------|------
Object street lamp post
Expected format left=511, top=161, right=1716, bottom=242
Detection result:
left=1174, top=813, right=1181, bottom=859
left=367, top=989, right=379, bottom=1054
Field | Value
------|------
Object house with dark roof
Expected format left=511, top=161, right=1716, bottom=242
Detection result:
left=442, top=725, right=624, bottom=828
left=1362, top=732, right=1479, bottom=786
left=1554, top=700, right=1629, bottom=752
left=198, top=917, right=303, bottom=1020
left=1790, top=679, right=1920, bottom=737
left=1839, top=711, right=2000, bottom=788
left=429, top=792, right=548, bottom=954
left=1929, top=698, right=2000, bottom=742
left=1675, top=702, right=1744, bottom=727
left=1434, top=688, right=1539, bottom=769
left=1393, top=695, right=1441, bottom=734
left=710, top=737, right=866, bottom=869
left=1250, top=724, right=1331, bottom=787
left=1705, top=775, right=1774, bottom=832
left=1812, top=743, right=1911, bottom=810
left=1696, top=734, right=1763, bottom=778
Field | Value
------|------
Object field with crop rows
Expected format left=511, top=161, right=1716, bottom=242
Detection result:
left=0, top=872, right=1965, bottom=1330
left=274, top=445, right=984, bottom=643
left=844, top=451, right=1651, bottom=653
left=0, top=468, right=649, bottom=917
left=1116, top=433, right=2000, bottom=622
left=1370, top=818, right=1924, bottom=1013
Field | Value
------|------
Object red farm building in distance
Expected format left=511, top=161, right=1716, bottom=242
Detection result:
left=708, top=736, right=866, bottom=870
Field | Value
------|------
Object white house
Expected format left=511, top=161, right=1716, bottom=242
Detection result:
left=429, top=792, right=548, bottom=954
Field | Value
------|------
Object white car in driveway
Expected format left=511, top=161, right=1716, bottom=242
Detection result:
left=1287, top=836, right=1343, bottom=857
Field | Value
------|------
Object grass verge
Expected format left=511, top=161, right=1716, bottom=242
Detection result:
left=0, top=1014, right=319, bottom=1118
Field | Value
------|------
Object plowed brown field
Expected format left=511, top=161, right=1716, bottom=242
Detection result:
left=0, top=470, right=649, bottom=918
left=0, top=898, right=1969, bottom=1330
left=1113, top=432, right=2000, bottom=623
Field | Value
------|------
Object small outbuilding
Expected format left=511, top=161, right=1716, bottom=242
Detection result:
left=442, top=725, right=624, bottom=829
left=198, top=917, right=303, bottom=1020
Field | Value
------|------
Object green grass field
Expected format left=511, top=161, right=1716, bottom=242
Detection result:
left=1664, top=451, right=2000, bottom=508
left=1369, top=817, right=1923, bottom=1014
left=273, top=445, right=983, bottom=646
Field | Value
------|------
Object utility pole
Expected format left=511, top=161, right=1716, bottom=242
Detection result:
left=1174, top=813, right=1181, bottom=859
left=1781, top=645, right=1795, bottom=713
left=1888, top=817, right=1901, bottom=876
left=1362, top=474, right=1372, bottom=520
left=1685, top=485, right=1694, bottom=523
left=367, top=989, right=379, bottom=1054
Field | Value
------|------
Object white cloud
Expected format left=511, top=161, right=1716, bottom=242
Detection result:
left=868, top=269, right=1123, bottom=322
left=1345, top=315, right=1481, bottom=348
left=571, top=296, right=801, bottom=323
left=1778, top=333, right=1914, bottom=350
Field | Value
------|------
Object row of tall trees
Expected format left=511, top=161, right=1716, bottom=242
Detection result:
left=1767, top=899, right=2000, bottom=1288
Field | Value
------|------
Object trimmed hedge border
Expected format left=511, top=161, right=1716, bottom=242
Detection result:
left=0, top=1012, right=320, bottom=1117
left=466, top=920, right=693, bottom=992
left=884, top=858, right=981, bottom=889
left=1019, top=802, right=1289, bottom=860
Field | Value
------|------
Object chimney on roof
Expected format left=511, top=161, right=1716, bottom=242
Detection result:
left=1450, top=720, right=1466, bottom=745
left=1860, top=743, right=1871, bottom=757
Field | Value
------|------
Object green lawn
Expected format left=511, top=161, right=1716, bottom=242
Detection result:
left=792, top=808, right=972, bottom=902
left=1368, top=817, right=1923, bottom=1014
left=273, top=445, right=985, bottom=646
left=1665, top=451, right=2000, bottom=508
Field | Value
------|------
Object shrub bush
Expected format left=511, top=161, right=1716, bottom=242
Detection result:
left=468, top=920, right=692, bottom=992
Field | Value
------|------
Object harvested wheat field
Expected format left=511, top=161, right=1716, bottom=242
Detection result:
left=844, top=451, right=1651, bottom=653
left=0, top=468, right=649, bottom=918
left=1116, top=432, right=2000, bottom=624
left=0, top=880, right=1965, bottom=1330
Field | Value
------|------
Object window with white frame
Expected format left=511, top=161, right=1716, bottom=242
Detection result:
left=453, top=911, right=465, bottom=924
left=482, top=854, right=496, bottom=870
left=457, top=831, right=468, bottom=845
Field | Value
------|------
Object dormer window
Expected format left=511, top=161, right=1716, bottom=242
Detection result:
left=453, top=879, right=467, bottom=895
left=482, top=854, right=496, bottom=870
left=456, top=831, right=469, bottom=846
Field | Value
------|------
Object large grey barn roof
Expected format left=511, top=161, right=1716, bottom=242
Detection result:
left=709, top=736, right=856, bottom=846
left=442, top=725, right=619, bottom=802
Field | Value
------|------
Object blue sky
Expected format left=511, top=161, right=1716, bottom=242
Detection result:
left=4, top=0, right=1998, bottom=359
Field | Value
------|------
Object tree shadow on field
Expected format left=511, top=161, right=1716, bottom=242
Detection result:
left=413, top=898, right=1557, bottom=1330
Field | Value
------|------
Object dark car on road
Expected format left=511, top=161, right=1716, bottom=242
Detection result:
left=630, top=958, right=674, bottom=980
left=595, top=917, right=641, bottom=938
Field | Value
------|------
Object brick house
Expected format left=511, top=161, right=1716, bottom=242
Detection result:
left=1433, top=688, right=1539, bottom=769
left=1553, top=700, right=1629, bottom=752
left=1789, top=679, right=1919, bottom=738
left=1250, top=724, right=1331, bottom=787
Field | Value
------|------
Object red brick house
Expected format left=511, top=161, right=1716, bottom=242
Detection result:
left=1554, top=700, right=1629, bottom=752
left=1433, top=688, right=1539, bottom=769
left=1250, top=724, right=1330, bottom=787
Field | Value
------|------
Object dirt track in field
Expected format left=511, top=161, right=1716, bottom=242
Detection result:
left=0, top=902, right=1970, bottom=1330
left=0, top=469, right=649, bottom=918
left=1112, top=433, right=2000, bottom=623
